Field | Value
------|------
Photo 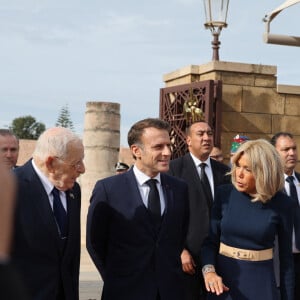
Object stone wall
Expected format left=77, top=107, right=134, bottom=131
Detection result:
left=17, top=139, right=36, bottom=166
left=163, top=61, right=300, bottom=170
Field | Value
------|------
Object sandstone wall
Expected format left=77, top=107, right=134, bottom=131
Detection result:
left=163, top=61, right=300, bottom=170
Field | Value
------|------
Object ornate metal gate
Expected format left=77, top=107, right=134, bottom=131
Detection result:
left=159, top=80, right=222, bottom=159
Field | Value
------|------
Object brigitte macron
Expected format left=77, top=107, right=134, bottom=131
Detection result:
left=201, top=139, right=294, bottom=300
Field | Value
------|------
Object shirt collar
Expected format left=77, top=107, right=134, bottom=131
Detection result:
left=31, top=159, right=56, bottom=197
left=284, top=171, right=299, bottom=183
left=189, top=152, right=212, bottom=169
left=133, top=165, right=161, bottom=186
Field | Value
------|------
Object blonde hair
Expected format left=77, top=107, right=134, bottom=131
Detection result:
left=231, top=139, right=284, bottom=203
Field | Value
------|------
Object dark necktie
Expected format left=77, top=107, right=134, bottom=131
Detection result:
left=286, top=176, right=300, bottom=249
left=146, top=179, right=161, bottom=223
left=200, top=163, right=213, bottom=206
left=52, top=187, right=67, bottom=238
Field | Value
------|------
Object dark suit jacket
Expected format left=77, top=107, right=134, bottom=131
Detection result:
left=86, top=168, right=189, bottom=300
left=0, top=263, right=30, bottom=300
left=11, top=160, right=81, bottom=300
left=274, top=171, right=300, bottom=286
left=168, top=153, right=230, bottom=264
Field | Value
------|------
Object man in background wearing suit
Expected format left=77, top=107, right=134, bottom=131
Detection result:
left=168, top=121, right=230, bottom=300
left=0, top=129, right=19, bottom=169
left=87, top=118, right=189, bottom=300
left=271, top=131, right=300, bottom=300
left=11, top=127, right=85, bottom=300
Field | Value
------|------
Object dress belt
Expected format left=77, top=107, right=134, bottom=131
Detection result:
left=219, top=242, right=273, bottom=261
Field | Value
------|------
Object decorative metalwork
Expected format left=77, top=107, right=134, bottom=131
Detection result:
left=183, top=88, right=205, bottom=123
left=160, top=80, right=222, bottom=159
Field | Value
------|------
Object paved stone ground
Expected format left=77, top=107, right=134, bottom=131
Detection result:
left=79, top=280, right=103, bottom=300
left=79, top=247, right=103, bottom=300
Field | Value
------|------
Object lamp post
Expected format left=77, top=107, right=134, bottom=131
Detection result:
left=203, top=0, right=229, bottom=61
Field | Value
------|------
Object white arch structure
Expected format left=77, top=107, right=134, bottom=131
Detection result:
left=263, top=0, right=300, bottom=46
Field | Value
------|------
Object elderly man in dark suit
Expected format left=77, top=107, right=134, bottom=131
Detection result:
left=87, top=118, right=189, bottom=300
left=11, top=127, right=85, bottom=300
left=168, top=121, right=230, bottom=300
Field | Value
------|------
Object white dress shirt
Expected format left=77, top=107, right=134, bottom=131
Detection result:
left=31, top=159, right=67, bottom=211
left=190, top=153, right=214, bottom=199
left=133, top=165, right=165, bottom=215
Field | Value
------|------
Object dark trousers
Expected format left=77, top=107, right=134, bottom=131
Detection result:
left=56, top=278, right=65, bottom=300
left=294, top=253, right=300, bottom=300
left=183, top=267, right=207, bottom=300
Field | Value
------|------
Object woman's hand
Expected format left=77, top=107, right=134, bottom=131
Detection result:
left=204, top=272, right=229, bottom=295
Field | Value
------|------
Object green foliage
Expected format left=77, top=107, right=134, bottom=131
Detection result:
left=10, top=116, right=46, bottom=140
left=55, top=104, right=74, bottom=131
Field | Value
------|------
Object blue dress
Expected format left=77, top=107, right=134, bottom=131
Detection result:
left=201, top=184, right=294, bottom=300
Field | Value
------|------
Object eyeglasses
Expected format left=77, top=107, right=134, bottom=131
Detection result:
left=55, top=157, right=84, bottom=170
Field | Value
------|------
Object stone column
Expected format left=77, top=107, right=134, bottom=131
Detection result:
left=80, top=101, right=120, bottom=245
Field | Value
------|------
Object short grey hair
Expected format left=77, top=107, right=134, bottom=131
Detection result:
left=33, top=127, right=82, bottom=161
left=0, top=129, right=19, bottom=144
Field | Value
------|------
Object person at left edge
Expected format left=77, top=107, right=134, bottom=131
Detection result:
left=0, top=157, right=29, bottom=299
left=11, top=127, right=85, bottom=300
left=87, top=118, right=189, bottom=300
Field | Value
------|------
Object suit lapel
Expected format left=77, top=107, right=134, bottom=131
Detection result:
left=183, top=154, right=201, bottom=188
left=66, top=189, right=76, bottom=232
left=62, top=188, right=79, bottom=255
left=184, top=154, right=214, bottom=210
left=24, top=162, right=64, bottom=246
left=160, top=175, right=173, bottom=223
left=125, top=170, right=157, bottom=237
left=210, top=158, right=225, bottom=190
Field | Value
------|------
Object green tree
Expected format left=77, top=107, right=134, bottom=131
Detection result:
left=55, top=104, right=74, bottom=131
left=10, top=116, right=46, bottom=139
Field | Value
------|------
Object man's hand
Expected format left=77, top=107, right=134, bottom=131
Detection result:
left=181, top=249, right=196, bottom=275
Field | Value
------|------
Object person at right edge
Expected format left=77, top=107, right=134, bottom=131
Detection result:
left=271, top=132, right=300, bottom=299
left=201, top=139, right=294, bottom=300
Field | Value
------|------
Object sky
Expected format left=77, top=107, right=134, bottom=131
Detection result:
left=1, top=0, right=300, bottom=146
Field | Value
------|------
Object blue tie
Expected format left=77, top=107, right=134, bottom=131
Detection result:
left=52, top=187, right=67, bottom=238
left=286, top=176, right=300, bottom=249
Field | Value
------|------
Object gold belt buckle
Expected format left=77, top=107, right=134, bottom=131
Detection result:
left=234, top=249, right=252, bottom=260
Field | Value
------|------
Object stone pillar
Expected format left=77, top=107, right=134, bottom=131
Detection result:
left=80, top=101, right=120, bottom=245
